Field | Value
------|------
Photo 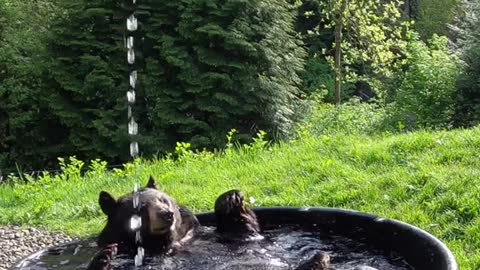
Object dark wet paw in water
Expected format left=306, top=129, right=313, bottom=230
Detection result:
left=295, top=252, right=331, bottom=270
left=86, top=243, right=118, bottom=270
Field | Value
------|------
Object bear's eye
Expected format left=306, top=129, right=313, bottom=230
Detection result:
left=157, top=197, right=167, bottom=204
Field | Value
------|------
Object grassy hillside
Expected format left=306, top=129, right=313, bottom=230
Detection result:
left=0, top=127, right=479, bottom=269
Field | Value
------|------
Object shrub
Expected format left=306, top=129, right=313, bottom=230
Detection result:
left=392, top=34, right=460, bottom=130
left=301, top=97, right=390, bottom=136
left=413, top=0, right=461, bottom=40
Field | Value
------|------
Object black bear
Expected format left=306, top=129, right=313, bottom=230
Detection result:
left=214, top=189, right=261, bottom=238
left=214, top=189, right=331, bottom=270
left=88, top=184, right=330, bottom=270
left=87, top=176, right=199, bottom=269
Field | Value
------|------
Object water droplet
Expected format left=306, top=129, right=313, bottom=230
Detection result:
left=129, top=118, right=138, bottom=135
left=133, top=191, right=139, bottom=209
left=128, top=48, right=135, bottom=64
left=126, top=36, right=134, bottom=49
left=128, top=106, right=132, bottom=118
left=135, top=230, right=142, bottom=245
left=127, top=90, right=136, bottom=104
left=135, top=230, right=142, bottom=244
left=130, top=141, right=139, bottom=158
left=130, top=215, right=142, bottom=231
left=134, top=183, right=139, bottom=193
left=127, top=14, right=138, bottom=31
left=134, top=247, right=145, bottom=266
left=130, top=70, right=137, bottom=88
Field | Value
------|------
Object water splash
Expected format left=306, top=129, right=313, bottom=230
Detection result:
left=13, top=226, right=414, bottom=269
left=130, top=183, right=144, bottom=266
left=130, top=215, right=142, bottom=231
left=134, top=247, right=145, bottom=267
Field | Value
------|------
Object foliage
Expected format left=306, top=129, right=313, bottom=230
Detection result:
left=393, top=34, right=461, bottom=129
left=318, top=0, right=410, bottom=103
left=45, top=0, right=130, bottom=164
left=0, top=0, right=66, bottom=171
left=301, top=97, right=391, bottom=136
left=294, top=0, right=340, bottom=99
left=294, top=0, right=333, bottom=55
left=454, top=0, right=480, bottom=127
left=0, top=0, right=8, bottom=168
left=413, top=0, right=461, bottom=39
left=1, top=128, right=480, bottom=269
left=302, top=57, right=338, bottom=101
left=0, top=0, right=477, bottom=176
left=142, top=0, right=306, bottom=148
left=0, top=0, right=306, bottom=172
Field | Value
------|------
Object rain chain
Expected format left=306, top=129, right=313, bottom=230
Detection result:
left=125, top=0, right=144, bottom=266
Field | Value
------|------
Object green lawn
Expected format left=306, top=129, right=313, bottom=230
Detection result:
left=0, top=127, right=479, bottom=269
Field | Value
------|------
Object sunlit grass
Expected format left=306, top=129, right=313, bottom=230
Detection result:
left=0, top=127, right=479, bottom=269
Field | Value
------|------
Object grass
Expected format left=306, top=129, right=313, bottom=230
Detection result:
left=0, top=127, right=479, bottom=269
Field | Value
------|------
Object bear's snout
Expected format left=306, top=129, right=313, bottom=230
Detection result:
left=158, top=211, right=174, bottom=222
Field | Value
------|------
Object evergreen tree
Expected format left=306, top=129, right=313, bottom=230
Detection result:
left=0, top=0, right=8, bottom=170
left=2, top=0, right=306, bottom=171
left=455, top=0, right=480, bottom=127
left=142, top=0, right=306, bottom=148
left=45, top=0, right=131, bottom=164
left=0, top=0, right=66, bottom=171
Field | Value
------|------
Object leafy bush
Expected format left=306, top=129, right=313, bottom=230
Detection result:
left=303, top=57, right=335, bottom=96
left=301, top=97, right=390, bottom=136
left=302, top=57, right=356, bottom=103
left=413, top=0, right=461, bottom=39
left=392, top=34, right=461, bottom=129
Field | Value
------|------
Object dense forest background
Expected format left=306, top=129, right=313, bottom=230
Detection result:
left=0, top=0, right=478, bottom=174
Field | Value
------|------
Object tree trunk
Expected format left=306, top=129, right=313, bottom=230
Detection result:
left=334, top=0, right=347, bottom=106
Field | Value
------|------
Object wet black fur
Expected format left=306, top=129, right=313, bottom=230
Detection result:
left=214, top=189, right=260, bottom=236
left=97, top=176, right=199, bottom=252
left=89, top=185, right=328, bottom=270
left=294, top=252, right=331, bottom=270
left=88, top=176, right=199, bottom=269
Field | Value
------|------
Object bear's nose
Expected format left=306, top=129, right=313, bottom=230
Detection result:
left=159, top=211, right=174, bottom=222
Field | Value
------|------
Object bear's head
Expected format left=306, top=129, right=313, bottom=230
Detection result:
left=214, top=189, right=260, bottom=236
left=97, top=176, right=182, bottom=251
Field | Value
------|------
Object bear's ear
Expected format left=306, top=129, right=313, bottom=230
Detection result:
left=99, top=191, right=117, bottom=216
left=146, top=175, right=159, bottom=189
